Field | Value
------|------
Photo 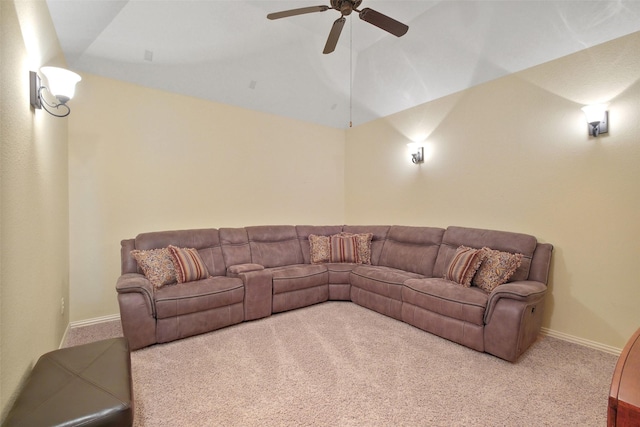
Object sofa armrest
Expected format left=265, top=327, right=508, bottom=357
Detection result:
left=484, top=280, right=546, bottom=324
left=227, top=263, right=265, bottom=275
left=227, top=267, right=272, bottom=321
left=116, top=273, right=156, bottom=317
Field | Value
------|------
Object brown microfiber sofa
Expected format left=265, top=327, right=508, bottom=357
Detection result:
left=116, top=225, right=553, bottom=362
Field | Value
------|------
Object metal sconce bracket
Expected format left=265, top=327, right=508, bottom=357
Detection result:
left=411, top=146, right=424, bottom=164
left=588, top=110, right=608, bottom=137
left=30, top=71, right=42, bottom=109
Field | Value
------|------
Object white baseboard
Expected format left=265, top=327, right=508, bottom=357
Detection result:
left=69, top=313, right=121, bottom=328
left=59, top=314, right=121, bottom=349
left=540, top=327, right=622, bottom=356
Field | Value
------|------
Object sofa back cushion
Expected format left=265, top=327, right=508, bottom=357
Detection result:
left=528, top=242, right=554, bottom=284
left=296, top=225, right=345, bottom=264
left=433, top=226, right=537, bottom=282
left=219, top=228, right=252, bottom=267
left=246, top=225, right=304, bottom=268
left=121, top=239, right=137, bottom=274
left=342, top=225, right=390, bottom=265
left=130, top=228, right=226, bottom=277
left=378, top=226, right=445, bottom=276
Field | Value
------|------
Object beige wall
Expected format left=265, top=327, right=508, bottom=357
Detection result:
left=68, top=75, right=346, bottom=321
left=0, top=0, right=70, bottom=419
left=68, top=32, right=638, bottom=350
left=345, top=31, right=640, bottom=350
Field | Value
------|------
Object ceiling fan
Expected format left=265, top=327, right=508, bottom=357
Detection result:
left=267, top=0, right=409, bottom=54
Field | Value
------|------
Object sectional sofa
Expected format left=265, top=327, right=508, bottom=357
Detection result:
left=116, top=225, right=553, bottom=362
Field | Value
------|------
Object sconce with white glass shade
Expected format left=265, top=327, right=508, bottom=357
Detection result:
left=30, top=66, right=81, bottom=117
left=581, top=103, right=609, bottom=137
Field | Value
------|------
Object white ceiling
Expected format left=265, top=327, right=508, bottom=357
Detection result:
left=46, top=0, right=640, bottom=129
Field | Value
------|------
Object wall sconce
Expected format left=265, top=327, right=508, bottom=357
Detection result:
left=30, top=66, right=81, bottom=117
left=407, top=143, right=424, bottom=164
left=581, top=104, right=609, bottom=137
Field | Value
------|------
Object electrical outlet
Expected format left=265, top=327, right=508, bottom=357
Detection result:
left=60, top=297, right=65, bottom=315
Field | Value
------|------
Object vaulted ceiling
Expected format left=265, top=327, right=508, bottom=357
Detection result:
left=46, top=0, right=640, bottom=129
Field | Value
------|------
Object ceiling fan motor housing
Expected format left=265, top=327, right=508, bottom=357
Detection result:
left=331, top=0, right=362, bottom=15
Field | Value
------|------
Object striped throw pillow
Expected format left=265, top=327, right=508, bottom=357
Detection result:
left=168, top=245, right=210, bottom=283
left=445, top=246, right=484, bottom=287
left=329, top=234, right=360, bottom=263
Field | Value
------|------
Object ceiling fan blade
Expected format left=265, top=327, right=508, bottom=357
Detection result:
left=267, top=5, right=330, bottom=20
left=358, top=7, right=409, bottom=37
left=323, top=17, right=346, bottom=54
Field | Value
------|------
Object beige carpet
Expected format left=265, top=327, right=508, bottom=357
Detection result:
left=65, top=302, right=618, bottom=426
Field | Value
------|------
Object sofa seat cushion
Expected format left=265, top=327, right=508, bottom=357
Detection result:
left=326, top=262, right=359, bottom=284
left=155, top=276, right=244, bottom=319
left=271, top=265, right=328, bottom=295
left=403, top=278, right=488, bottom=325
left=350, top=265, right=423, bottom=300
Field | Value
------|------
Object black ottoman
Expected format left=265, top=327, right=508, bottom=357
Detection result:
left=3, top=337, right=133, bottom=427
